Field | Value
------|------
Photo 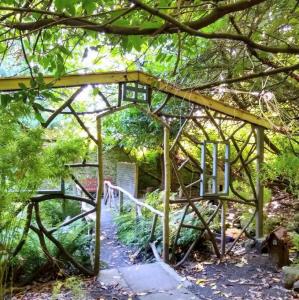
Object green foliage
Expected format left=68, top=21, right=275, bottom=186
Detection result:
left=171, top=202, right=219, bottom=247
left=0, top=0, right=298, bottom=290
left=114, top=209, right=160, bottom=248
left=264, top=216, right=283, bottom=234
left=52, top=276, right=86, bottom=300
left=11, top=219, right=92, bottom=283
left=291, top=233, right=299, bottom=255
left=103, top=107, right=163, bottom=149
left=54, top=220, right=92, bottom=267
left=44, top=137, right=87, bottom=178
left=40, top=200, right=81, bottom=227
left=263, top=152, right=299, bottom=196
left=114, top=191, right=219, bottom=254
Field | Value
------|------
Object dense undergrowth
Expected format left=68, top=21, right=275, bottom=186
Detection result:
left=2, top=200, right=93, bottom=286
left=0, top=108, right=94, bottom=298
left=114, top=190, right=221, bottom=258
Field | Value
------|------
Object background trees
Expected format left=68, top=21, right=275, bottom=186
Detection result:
left=0, top=0, right=298, bottom=132
left=0, top=0, right=298, bottom=293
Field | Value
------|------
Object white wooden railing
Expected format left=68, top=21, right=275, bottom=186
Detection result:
left=103, top=180, right=163, bottom=261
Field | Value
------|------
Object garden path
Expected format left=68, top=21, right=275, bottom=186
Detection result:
left=98, top=201, right=200, bottom=299
left=100, top=200, right=134, bottom=268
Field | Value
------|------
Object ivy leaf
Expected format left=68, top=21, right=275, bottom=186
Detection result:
left=54, top=0, right=76, bottom=14
left=128, top=36, right=143, bottom=51
left=59, top=45, right=70, bottom=55
left=0, top=94, right=12, bottom=107
left=18, top=83, right=28, bottom=90
left=82, top=0, right=97, bottom=14
left=34, top=110, right=45, bottom=123
left=33, top=102, right=45, bottom=111
left=54, top=0, right=68, bottom=11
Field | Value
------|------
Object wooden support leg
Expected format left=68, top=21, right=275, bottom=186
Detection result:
left=221, top=201, right=226, bottom=256
left=94, top=117, right=103, bottom=275
left=255, top=126, right=264, bottom=238
left=163, top=126, right=170, bottom=263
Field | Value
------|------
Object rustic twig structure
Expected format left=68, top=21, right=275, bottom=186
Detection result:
left=1, top=71, right=274, bottom=274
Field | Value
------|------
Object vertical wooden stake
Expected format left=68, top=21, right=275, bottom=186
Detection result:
left=149, top=214, right=158, bottom=242
left=119, top=191, right=123, bottom=214
left=94, top=117, right=103, bottom=275
left=163, top=126, right=170, bottom=263
left=61, top=178, right=66, bottom=216
left=255, top=126, right=264, bottom=238
left=221, top=201, right=226, bottom=256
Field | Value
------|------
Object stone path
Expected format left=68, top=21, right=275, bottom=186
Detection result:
left=99, top=202, right=199, bottom=299
left=100, top=201, right=134, bottom=268
left=98, top=262, right=199, bottom=300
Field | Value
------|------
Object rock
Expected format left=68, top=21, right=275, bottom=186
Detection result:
left=293, top=280, right=299, bottom=292
left=294, top=212, right=299, bottom=222
left=255, top=237, right=267, bottom=253
left=244, top=239, right=255, bottom=250
left=294, top=202, right=299, bottom=211
left=282, top=265, right=299, bottom=289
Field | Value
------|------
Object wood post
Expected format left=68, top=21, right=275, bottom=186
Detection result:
left=255, top=126, right=264, bottom=238
left=163, top=126, right=170, bottom=263
left=94, top=117, right=103, bottom=275
left=149, top=214, right=158, bottom=242
left=221, top=201, right=226, bottom=255
left=119, top=191, right=124, bottom=214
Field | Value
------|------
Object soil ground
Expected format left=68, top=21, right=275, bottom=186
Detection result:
left=178, top=251, right=298, bottom=300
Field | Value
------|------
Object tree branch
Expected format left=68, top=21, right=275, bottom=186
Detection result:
left=68, top=104, right=98, bottom=144
left=2, top=1, right=299, bottom=54
left=185, top=63, right=299, bottom=90
left=33, top=202, right=93, bottom=275
left=43, top=86, right=85, bottom=128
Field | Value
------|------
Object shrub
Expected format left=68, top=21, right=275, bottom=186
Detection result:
left=11, top=218, right=92, bottom=284
left=263, top=152, right=299, bottom=196
left=114, top=191, right=219, bottom=255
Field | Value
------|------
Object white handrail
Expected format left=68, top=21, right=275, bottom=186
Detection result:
left=104, top=180, right=164, bottom=218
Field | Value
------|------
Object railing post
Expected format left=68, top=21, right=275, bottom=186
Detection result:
left=149, top=214, right=158, bottom=242
left=255, top=126, right=264, bottom=238
left=163, top=126, right=170, bottom=263
left=94, top=117, right=103, bottom=275
left=119, top=191, right=123, bottom=214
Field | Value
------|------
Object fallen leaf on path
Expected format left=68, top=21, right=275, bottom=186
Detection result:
left=196, top=278, right=207, bottom=286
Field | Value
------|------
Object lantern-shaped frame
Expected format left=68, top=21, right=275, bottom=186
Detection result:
left=121, top=82, right=151, bottom=104
left=200, top=141, right=230, bottom=197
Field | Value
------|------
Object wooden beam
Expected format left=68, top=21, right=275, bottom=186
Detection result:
left=0, top=71, right=272, bottom=129
left=0, top=71, right=139, bottom=91
left=138, top=72, right=271, bottom=129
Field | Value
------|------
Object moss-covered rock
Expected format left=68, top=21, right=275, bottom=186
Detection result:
left=282, top=265, right=299, bottom=289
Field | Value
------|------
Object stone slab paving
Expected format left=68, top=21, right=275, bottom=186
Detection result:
left=98, top=262, right=199, bottom=300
